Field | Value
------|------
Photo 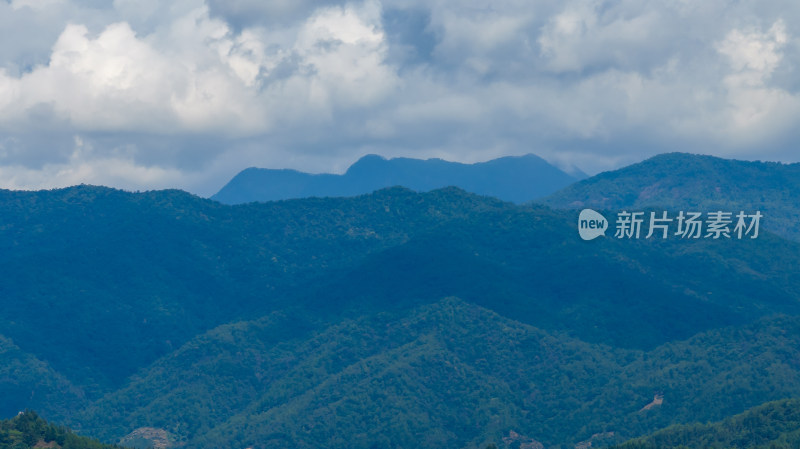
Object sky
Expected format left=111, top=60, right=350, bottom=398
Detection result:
left=0, top=0, right=799, bottom=196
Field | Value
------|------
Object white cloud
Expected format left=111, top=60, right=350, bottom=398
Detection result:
left=0, top=135, right=188, bottom=192
left=0, top=11, right=259, bottom=134
left=291, top=1, right=398, bottom=110
left=717, top=20, right=788, bottom=77
left=1, top=0, right=800, bottom=193
left=537, top=0, right=674, bottom=74
left=710, top=20, right=800, bottom=149
left=0, top=0, right=398, bottom=134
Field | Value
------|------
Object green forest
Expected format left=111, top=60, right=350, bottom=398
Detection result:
left=611, top=399, right=800, bottom=449
left=1, top=154, right=799, bottom=448
left=543, top=152, right=800, bottom=241
left=0, top=411, right=118, bottom=449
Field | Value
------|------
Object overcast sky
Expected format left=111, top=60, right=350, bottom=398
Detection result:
left=0, top=0, right=798, bottom=196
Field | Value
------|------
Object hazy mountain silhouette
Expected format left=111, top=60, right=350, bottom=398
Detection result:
left=212, top=153, right=582, bottom=204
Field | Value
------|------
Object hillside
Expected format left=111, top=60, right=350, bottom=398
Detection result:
left=0, top=184, right=798, bottom=448
left=2, top=185, right=799, bottom=397
left=612, top=398, right=800, bottom=449
left=0, top=185, right=519, bottom=390
left=541, top=152, right=800, bottom=240
left=0, top=336, right=86, bottom=420
left=76, top=300, right=800, bottom=449
left=75, top=298, right=632, bottom=448
left=211, top=153, right=580, bottom=204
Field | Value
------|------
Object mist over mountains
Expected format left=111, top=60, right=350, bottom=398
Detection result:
left=212, top=153, right=582, bottom=204
left=1, top=152, right=799, bottom=449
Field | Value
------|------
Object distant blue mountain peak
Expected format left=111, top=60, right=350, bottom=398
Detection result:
left=212, top=153, right=579, bottom=204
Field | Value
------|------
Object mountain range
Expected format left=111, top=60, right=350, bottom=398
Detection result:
left=0, top=152, right=799, bottom=448
left=211, top=153, right=582, bottom=204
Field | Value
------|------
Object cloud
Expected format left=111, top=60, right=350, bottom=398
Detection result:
left=713, top=20, right=800, bottom=145
left=0, top=0, right=800, bottom=195
left=0, top=0, right=397, bottom=136
left=538, top=1, right=665, bottom=74
left=717, top=20, right=788, bottom=77
left=205, top=0, right=343, bottom=29
left=0, top=135, right=189, bottom=192
left=1, top=12, right=228, bottom=133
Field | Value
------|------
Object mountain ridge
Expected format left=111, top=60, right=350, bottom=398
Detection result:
left=74, top=299, right=800, bottom=449
left=542, top=152, right=800, bottom=240
left=0, top=162, right=798, bottom=448
left=2, top=183, right=800, bottom=395
left=211, top=153, right=580, bottom=204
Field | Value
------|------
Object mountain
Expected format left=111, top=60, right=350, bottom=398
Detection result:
left=0, top=411, right=117, bottom=449
left=0, top=335, right=86, bottom=420
left=2, top=185, right=800, bottom=395
left=541, top=152, right=800, bottom=240
left=211, top=153, right=581, bottom=204
left=0, top=185, right=522, bottom=391
left=79, top=298, right=625, bottom=449
left=0, top=183, right=799, bottom=448
left=76, top=301, right=800, bottom=449
left=612, top=398, right=800, bottom=449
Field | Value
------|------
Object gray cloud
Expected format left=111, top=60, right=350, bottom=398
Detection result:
left=206, top=0, right=344, bottom=30
left=0, top=0, right=799, bottom=196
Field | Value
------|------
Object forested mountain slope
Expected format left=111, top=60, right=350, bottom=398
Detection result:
left=542, top=153, right=800, bottom=241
